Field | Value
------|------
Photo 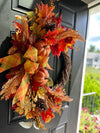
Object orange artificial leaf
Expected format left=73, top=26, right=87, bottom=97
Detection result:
left=45, top=95, right=61, bottom=115
left=21, top=16, right=29, bottom=43
left=44, top=86, right=73, bottom=115
left=30, top=22, right=46, bottom=40
left=13, top=15, right=29, bottom=43
left=0, top=69, right=24, bottom=100
left=37, top=2, right=55, bottom=23
left=45, top=86, right=73, bottom=103
left=56, top=29, right=84, bottom=42
left=13, top=21, right=22, bottom=33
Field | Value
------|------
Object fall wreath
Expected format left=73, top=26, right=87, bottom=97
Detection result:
left=0, top=1, right=84, bottom=129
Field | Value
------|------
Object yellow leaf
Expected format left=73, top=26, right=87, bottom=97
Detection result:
left=46, top=63, right=53, bottom=70
left=27, top=11, right=35, bottom=19
left=46, top=77, right=54, bottom=87
left=36, top=87, right=47, bottom=99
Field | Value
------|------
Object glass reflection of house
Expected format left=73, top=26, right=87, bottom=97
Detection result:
left=86, top=52, right=100, bottom=68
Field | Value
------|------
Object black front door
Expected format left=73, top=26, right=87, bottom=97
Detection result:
left=0, top=0, right=88, bottom=133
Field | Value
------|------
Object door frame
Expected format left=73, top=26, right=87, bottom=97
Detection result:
left=77, top=1, right=100, bottom=133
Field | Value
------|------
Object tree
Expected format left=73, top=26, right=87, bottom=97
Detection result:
left=96, top=49, right=100, bottom=53
left=88, top=45, right=96, bottom=52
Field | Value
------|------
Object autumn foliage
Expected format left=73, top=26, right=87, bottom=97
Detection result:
left=0, top=2, right=84, bottom=129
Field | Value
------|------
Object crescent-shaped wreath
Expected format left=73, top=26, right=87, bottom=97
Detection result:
left=0, top=1, right=84, bottom=130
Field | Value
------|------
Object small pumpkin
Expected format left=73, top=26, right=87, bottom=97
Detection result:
left=34, top=40, right=51, bottom=56
left=32, top=68, right=49, bottom=86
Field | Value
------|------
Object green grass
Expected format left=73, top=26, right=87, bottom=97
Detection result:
left=84, top=67, right=100, bottom=96
left=83, top=67, right=100, bottom=113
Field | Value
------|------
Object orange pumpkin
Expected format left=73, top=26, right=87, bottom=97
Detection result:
left=33, top=68, right=49, bottom=86
left=34, top=40, right=51, bottom=56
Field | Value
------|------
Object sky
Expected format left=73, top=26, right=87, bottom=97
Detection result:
left=87, top=8, right=100, bottom=50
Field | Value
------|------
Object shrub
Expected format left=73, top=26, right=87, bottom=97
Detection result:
left=84, top=67, right=100, bottom=95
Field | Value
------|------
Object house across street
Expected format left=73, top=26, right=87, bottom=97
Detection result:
left=86, top=52, right=100, bottom=69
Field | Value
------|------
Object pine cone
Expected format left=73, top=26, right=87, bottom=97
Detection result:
left=44, top=23, right=55, bottom=31
left=36, top=98, right=47, bottom=110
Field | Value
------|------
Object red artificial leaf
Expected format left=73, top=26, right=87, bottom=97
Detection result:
left=13, top=21, right=22, bottom=32
left=51, top=28, right=84, bottom=57
left=43, top=30, right=58, bottom=45
left=31, top=82, right=40, bottom=92
left=41, top=108, right=55, bottom=123
left=51, top=15, right=62, bottom=28
left=51, top=42, right=65, bottom=57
